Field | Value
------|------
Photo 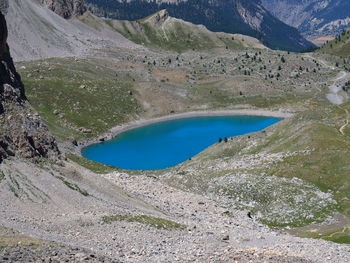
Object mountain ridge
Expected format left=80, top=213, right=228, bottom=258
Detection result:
left=102, top=9, right=267, bottom=52
left=85, top=0, right=315, bottom=52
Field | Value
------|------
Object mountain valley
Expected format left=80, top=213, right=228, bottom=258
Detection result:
left=1, top=0, right=350, bottom=262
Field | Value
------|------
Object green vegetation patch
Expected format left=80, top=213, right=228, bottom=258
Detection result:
left=0, top=236, right=44, bottom=250
left=56, top=175, right=89, bottom=196
left=63, top=180, right=89, bottom=196
left=102, top=214, right=186, bottom=230
left=301, top=226, right=350, bottom=245
left=66, top=154, right=117, bottom=174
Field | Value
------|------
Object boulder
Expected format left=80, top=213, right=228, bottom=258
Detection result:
left=40, top=0, right=86, bottom=19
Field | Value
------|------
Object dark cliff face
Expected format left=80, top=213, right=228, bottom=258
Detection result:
left=0, top=11, right=59, bottom=162
left=41, top=0, right=87, bottom=19
left=0, top=12, right=25, bottom=112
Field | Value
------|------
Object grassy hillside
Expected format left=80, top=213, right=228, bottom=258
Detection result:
left=18, top=58, right=141, bottom=140
left=319, top=29, right=350, bottom=58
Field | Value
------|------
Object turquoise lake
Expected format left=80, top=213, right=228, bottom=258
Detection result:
left=82, top=116, right=281, bottom=170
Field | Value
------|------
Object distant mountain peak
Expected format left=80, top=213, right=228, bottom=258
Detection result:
left=141, top=9, right=169, bottom=24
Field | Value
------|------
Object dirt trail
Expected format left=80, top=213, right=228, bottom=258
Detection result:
left=339, top=108, right=349, bottom=135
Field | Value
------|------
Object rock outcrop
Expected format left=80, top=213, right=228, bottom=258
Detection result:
left=0, top=10, right=59, bottom=162
left=41, top=0, right=86, bottom=19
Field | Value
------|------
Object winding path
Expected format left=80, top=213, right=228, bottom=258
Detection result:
left=339, top=108, right=349, bottom=135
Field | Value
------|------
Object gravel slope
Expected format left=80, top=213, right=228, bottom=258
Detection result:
left=6, top=0, right=139, bottom=61
left=1, top=159, right=350, bottom=262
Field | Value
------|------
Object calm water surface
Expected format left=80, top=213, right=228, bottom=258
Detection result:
left=82, top=116, right=281, bottom=170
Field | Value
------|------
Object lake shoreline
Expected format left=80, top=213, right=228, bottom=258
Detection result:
left=63, top=109, right=293, bottom=156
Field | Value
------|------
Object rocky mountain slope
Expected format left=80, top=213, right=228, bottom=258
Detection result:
left=0, top=8, right=59, bottom=162
left=7, top=0, right=137, bottom=61
left=261, top=0, right=350, bottom=42
left=85, top=0, right=315, bottom=52
left=101, top=9, right=267, bottom=52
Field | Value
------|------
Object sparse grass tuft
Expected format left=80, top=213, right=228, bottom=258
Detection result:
left=222, top=211, right=235, bottom=217
left=66, top=154, right=117, bottom=174
left=63, top=180, right=89, bottom=196
left=0, top=236, right=44, bottom=249
left=56, top=175, right=89, bottom=196
left=102, top=214, right=186, bottom=230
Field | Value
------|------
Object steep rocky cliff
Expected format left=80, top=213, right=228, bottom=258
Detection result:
left=261, top=0, right=350, bottom=40
left=41, top=0, right=86, bottom=18
left=0, top=9, right=59, bottom=162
